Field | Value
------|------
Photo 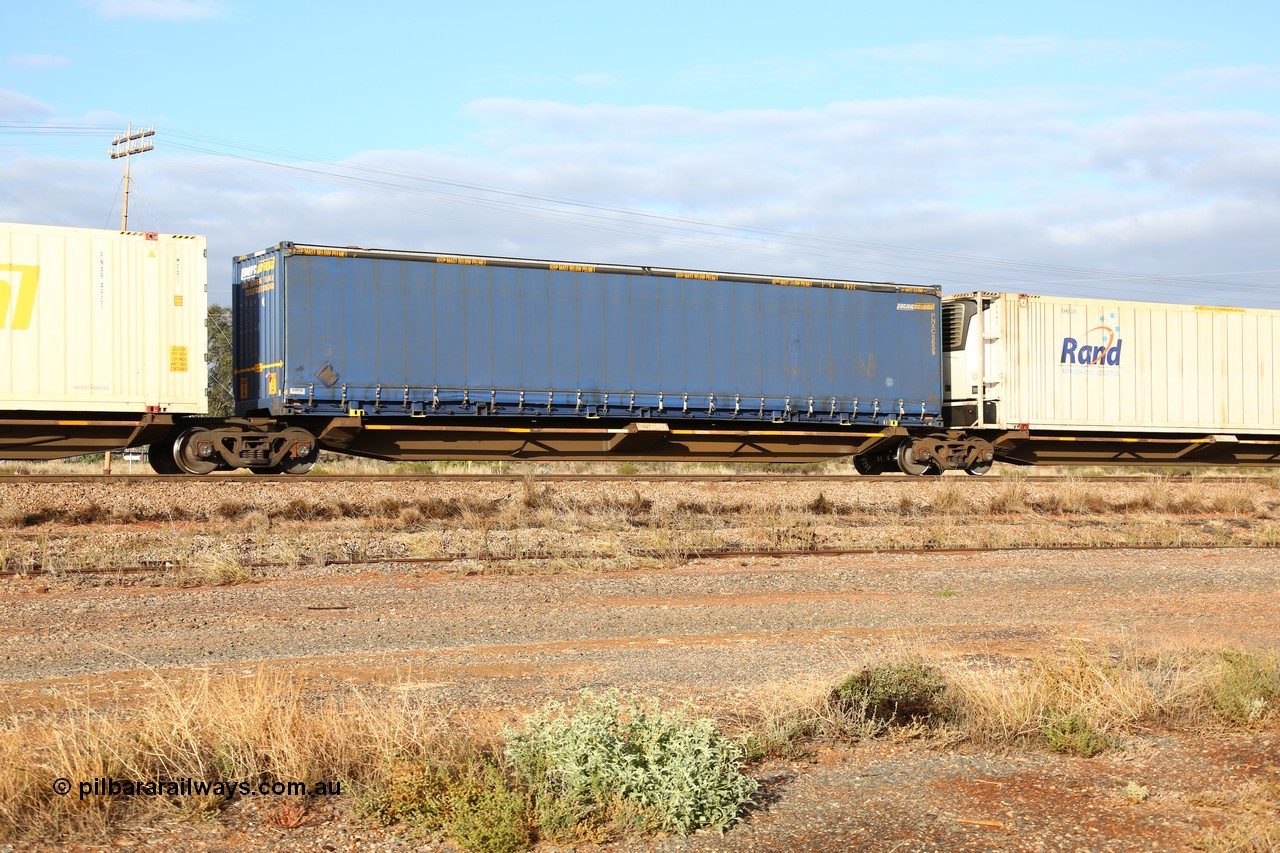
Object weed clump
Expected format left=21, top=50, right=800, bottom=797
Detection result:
left=828, top=661, right=949, bottom=734
left=169, top=552, right=254, bottom=587
left=363, top=752, right=532, bottom=853
left=807, top=492, right=835, bottom=515
left=1205, top=651, right=1280, bottom=727
left=594, top=491, right=653, bottom=520
left=930, top=481, right=971, bottom=514
left=505, top=690, right=757, bottom=840
left=0, top=508, right=29, bottom=528
left=362, top=691, right=756, bottom=849
left=989, top=480, right=1029, bottom=514
left=1042, top=713, right=1115, bottom=757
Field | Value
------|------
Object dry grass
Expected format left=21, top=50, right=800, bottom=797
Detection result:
left=0, top=669, right=469, bottom=843
left=3, top=476, right=1280, bottom=579
left=1191, top=778, right=1280, bottom=852
left=169, top=551, right=254, bottom=587
left=0, top=674, right=755, bottom=850
left=750, top=645, right=1280, bottom=758
left=1, top=643, right=1275, bottom=846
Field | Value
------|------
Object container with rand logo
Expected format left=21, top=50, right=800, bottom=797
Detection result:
left=1061, top=311, right=1123, bottom=369
left=943, top=292, right=1280, bottom=435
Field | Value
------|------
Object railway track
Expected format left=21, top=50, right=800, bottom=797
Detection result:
left=0, top=472, right=1268, bottom=484
left=3, top=542, right=1274, bottom=579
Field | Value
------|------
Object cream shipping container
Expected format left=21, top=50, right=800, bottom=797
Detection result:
left=0, top=221, right=207, bottom=414
left=943, top=292, right=1280, bottom=466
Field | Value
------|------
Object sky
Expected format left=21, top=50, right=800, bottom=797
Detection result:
left=2, top=0, right=1279, bottom=307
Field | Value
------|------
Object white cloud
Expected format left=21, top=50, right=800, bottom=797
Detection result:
left=570, top=73, right=616, bottom=87
left=0, top=90, right=53, bottom=120
left=1168, top=65, right=1280, bottom=96
left=86, top=0, right=224, bottom=20
left=7, top=55, right=71, bottom=71
left=3, top=92, right=1278, bottom=308
left=851, top=35, right=1175, bottom=68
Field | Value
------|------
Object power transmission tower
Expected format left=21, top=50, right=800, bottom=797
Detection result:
left=108, top=124, right=155, bottom=231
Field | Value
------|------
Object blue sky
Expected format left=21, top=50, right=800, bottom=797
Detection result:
left=3, top=0, right=1279, bottom=306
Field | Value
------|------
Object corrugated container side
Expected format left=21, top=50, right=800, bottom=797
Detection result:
left=234, top=246, right=942, bottom=426
left=0, top=222, right=208, bottom=414
left=979, top=293, right=1280, bottom=433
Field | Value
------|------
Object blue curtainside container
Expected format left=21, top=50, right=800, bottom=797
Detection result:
left=233, top=244, right=942, bottom=427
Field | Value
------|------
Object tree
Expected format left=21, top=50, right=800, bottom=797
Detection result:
left=206, top=304, right=234, bottom=417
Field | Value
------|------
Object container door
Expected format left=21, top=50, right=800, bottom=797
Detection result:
left=232, top=249, right=284, bottom=414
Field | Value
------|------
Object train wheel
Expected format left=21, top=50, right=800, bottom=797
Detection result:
left=172, top=428, right=219, bottom=475
left=895, top=440, right=933, bottom=476
left=279, top=445, right=318, bottom=475
left=853, top=454, right=882, bottom=475
left=965, top=459, right=993, bottom=476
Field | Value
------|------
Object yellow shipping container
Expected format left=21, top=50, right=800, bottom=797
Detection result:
left=0, top=221, right=208, bottom=414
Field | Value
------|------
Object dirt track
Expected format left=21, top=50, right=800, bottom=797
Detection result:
left=1, top=477, right=1278, bottom=851
left=4, top=548, right=1276, bottom=709
left=4, top=548, right=1279, bottom=851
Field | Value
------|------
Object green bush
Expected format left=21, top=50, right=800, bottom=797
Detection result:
left=1206, top=651, right=1280, bottom=727
left=829, top=661, right=949, bottom=733
left=360, top=753, right=532, bottom=853
left=360, top=758, right=452, bottom=833
left=446, top=762, right=533, bottom=853
left=1042, top=713, right=1114, bottom=757
left=505, top=690, right=757, bottom=837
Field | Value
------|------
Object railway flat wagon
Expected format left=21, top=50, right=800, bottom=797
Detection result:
left=226, top=243, right=953, bottom=469
left=0, top=222, right=207, bottom=460
left=944, top=292, right=1280, bottom=466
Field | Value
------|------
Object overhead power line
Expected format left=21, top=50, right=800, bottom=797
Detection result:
left=1, top=121, right=1275, bottom=300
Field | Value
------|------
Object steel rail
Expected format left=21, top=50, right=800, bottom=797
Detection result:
left=3, top=543, right=1274, bottom=579
left=0, top=473, right=1266, bottom=485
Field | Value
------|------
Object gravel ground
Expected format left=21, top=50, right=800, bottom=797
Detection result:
left=1, top=477, right=1278, bottom=851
